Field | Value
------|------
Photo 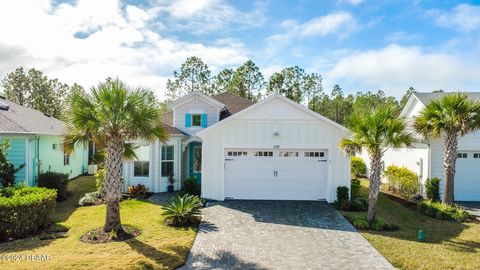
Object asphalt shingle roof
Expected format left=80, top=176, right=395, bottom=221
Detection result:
left=0, top=97, right=66, bottom=135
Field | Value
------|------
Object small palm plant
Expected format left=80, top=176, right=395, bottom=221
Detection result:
left=340, top=105, right=413, bottom=225
left=162, top=194, right=203, bottom=226
left=414, top=93, right=480, bottom=204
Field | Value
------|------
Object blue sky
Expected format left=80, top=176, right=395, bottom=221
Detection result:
left=0, top=0, right=479, bottom=99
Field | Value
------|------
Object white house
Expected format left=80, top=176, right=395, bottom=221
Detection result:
left=123, top=91, right=351, bottom=202
left=361, top=92, right=480, bottom=202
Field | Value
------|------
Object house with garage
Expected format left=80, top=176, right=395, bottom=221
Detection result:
left=123, top=91, right=351, bottom=202
left=361, top=92, right=480, bottom=202
left=0, top=97, right=88, bottom=186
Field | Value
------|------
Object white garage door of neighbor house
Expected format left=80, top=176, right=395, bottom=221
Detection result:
left=455, top=151, right=480, bottom=201
left=224, top=149, right=328, bottom=200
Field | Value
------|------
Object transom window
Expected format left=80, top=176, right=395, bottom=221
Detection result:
left=457, top=153, right=468, bottom=158
left=134, top=144, right=150, bottom=177
left=254, top=151, right=273, bottom=157
left=227, top=151, right=248, bottom=157
left=304, top=151, right=325, bottom=158
left=279, top=151, right=299, bottom=157
left=161, top=145, right=174, bottom=177
left=191, top=114, right=202, bottom=127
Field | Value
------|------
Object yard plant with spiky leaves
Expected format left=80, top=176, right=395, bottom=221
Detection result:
left=340, top=105, right=412, bottom=224
left=414, top=93, right=480, bottom=205
left=64, top=78, right=168, bottom=236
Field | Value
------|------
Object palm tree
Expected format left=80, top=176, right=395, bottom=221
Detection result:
left=340, top=106, right=412, bottom=224
left=64, top=78, right=168, bottom=235
left=414, top=93, right=480, bottom=205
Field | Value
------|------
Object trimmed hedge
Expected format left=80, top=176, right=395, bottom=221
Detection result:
left=384, top=165, right=420, bottom=201
left=0, top=187, right=56, bottom=240
left=38, top=171, right=69, bottom=201
left=425, top=177, right=441, bottom=202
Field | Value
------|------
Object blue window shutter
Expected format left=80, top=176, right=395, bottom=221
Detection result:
left=185, top=113, right=192, bottom=128
left=201, top=113, right=208, bottom=128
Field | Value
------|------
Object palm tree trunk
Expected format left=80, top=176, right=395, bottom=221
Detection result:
left=104, top=139, right=126, bottom=236
left=367, top=152, right=382, bottom=225
left=443, top=132, right=458, bottom=205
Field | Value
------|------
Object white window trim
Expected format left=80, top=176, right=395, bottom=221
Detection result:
left=133, top=143, right=151, bottom=179
left=161, top=145, right=175, bottom=178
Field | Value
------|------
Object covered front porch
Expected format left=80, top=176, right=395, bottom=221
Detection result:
left=122, top=135, right=202, bottom=193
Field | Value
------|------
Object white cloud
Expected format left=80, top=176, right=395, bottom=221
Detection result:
left=340, top=0, right=363, bottom=5
left=430, top=4, right=480, bottom=32
left=156, top=0, right=266, bottom=34
left=326, top=44, right=480, bottom=97
left=265, top=11, right=357, bottom=55
left=384, top=31, right=421, bottom=43
left=0, top=0, right=249, bottom=99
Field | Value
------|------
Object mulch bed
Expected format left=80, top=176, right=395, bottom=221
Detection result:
left=80, top=225, right=141, bottom=244
left=380, top=189, right=418, bottom=209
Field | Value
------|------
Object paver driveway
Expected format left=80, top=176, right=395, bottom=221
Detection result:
left=181, top=201, right=394, bottom=270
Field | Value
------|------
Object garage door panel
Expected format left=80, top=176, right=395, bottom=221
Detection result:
left=455, top=151, right=480, bottom=201
left=224, top=149, right=327, bottom=201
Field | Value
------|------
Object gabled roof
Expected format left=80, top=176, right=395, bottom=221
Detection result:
left=196, top=93, right=349, bottom=137
left=169, top=91, right=225, bottom=109
left=161, top=92, right=255, bottom=134
left=0, top=97, right=66, bottom=135
left=400, top=92, right=480, bottom=118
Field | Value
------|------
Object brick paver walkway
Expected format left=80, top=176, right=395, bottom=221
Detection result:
left=181, top=201, right=394, bottom=270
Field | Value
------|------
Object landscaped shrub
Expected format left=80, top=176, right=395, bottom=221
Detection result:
left=335, top=186, right=350, bottom=210
left=348, top=215, right=397, bottom=231
left=78, top=191, right=103, bottom=206
left=162, top=194, right=203, bottom=226
left=384, top=165, right=420, bottom=201
left=95, top=169, right=105, bottom=197
left=128, top=184, right=149, bottom=199
left=0, top=139, right=25, bottom=187
left=349, top=198, right=369, bottom=211
left=417, top=200, right=472, bottom=222
left=181, top=178, right=200, bottom=196
left=38, top=171, right=69, bottom=201
left=351, top=156, right=367, bottom=177
left=425, top=177, right=440, bottom=202
left=351, top=178, right=361, bottom=199
left=0, top=187, right=56, bottom=240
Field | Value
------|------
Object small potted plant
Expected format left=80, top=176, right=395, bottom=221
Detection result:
left=167, top=176, right=175, bottom=192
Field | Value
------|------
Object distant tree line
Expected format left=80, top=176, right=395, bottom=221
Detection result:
left=1, top=58, right=421, bottom=125
left=166, top=56, right=419, bottom=125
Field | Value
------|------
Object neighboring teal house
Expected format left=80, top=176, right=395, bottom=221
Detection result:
left=0, top=97, right=88, bottom=186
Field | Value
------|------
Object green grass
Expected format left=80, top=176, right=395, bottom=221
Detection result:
left=341, top=179, right=480, bottom=270
left=0, top=176, right=197, bottom=270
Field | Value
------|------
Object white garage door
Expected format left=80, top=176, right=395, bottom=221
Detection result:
left=224, top=149, right=328, bottom=200
left=455, top=151, right=480, bottom=201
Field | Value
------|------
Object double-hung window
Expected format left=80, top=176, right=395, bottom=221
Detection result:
left=161, top=145, right=174, bottom=177
left=134, top=144, right=150, bottom=177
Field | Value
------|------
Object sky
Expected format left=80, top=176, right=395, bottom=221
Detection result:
left=0, top=0, right=479, bottom=100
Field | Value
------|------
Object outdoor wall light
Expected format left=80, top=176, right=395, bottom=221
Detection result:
left=273, top=131, right=280, bottom=136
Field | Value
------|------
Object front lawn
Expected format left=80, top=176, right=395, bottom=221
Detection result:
left=0, top=176, right=197, bottom=270
left=341, top=179, right=480, bottom=270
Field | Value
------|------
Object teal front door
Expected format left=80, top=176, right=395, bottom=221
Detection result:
left=189, top=143, right=202, bottom=183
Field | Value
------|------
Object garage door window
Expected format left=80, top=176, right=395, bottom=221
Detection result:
left=473, top=153, right=480, bottom=158
left=457, top=153, right=468, bottom=158
left=254, top=151, right=273, bottom=157
left=304, top=151, right=325, bottom=158
left=227, top=151, right=248, bottom=157
left=279, top=151, right=299, bottom=157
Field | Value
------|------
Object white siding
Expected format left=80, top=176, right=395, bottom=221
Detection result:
left=123, top=136, right=184, bottom=192
left=199, top=97, right=350, bottom=202
left=173, top=97, right=219, bottom=134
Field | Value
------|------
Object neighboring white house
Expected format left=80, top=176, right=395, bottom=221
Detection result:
left=360, top=92, right=480, bottom=202
left=123, top=91, right=351, bottom=202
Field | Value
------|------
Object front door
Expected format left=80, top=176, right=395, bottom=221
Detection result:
left=189, top=143, right=202, bottom=183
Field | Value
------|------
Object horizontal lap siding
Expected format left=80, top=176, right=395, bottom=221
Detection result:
left=201, top=119, right=350, bottom=202
left=174, top=98, right=218, bottom=134
left=0, top=137, right=26, bottom=184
